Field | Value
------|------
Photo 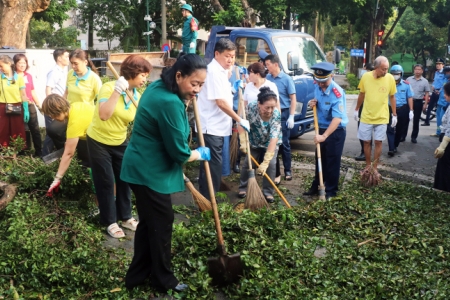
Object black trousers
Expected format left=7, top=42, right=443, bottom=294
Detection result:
left=387, top=105, right=409, bottom=150
left=411, top=99, right=424, bottom=139
left=433, top=142, right=450, bottom=192
left=27, top=103, right=42, bottom=156
left=310, top=128, right=346, bottom=197
left=125, top=184, right=178, bottom=291
left=86, top=136, right=132, bottom=226
left=198, top=134, right=224, bottom=200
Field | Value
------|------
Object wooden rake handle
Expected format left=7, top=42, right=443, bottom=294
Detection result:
left=250, top=155, right=291, bottom=208
left=106, top=61, right=138, bottom=108
left=313, top=105, right=326, bottom=197
left=192, top=97, right=226, bottom=250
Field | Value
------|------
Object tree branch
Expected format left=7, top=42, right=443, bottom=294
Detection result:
left=210, top=0, right=224, bottom=12
left=384, top=6, right=407, bottom=41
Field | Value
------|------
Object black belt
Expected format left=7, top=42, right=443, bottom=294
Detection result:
left=281, top=108, right=289, bottom=112
left=413, top=99, right=423, bottom=101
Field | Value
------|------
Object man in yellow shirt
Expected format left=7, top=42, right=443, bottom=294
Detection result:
left=354, top=56, right=397, bottom=172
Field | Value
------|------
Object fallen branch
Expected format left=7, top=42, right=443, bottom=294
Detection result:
left=357, top=237, right=378, bottom=247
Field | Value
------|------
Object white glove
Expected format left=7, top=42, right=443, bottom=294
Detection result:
left=391, top=115, right=398, bottom=127
left=286, top=115, right=295, bottom=129
left=409, top=111, right=414, bottom=120
left=239, top=119, right=250, bottom=132
left=189, top=42, right=195, bottom=48
left=114, top=76, right=129, bottom=94
left=354, top=110, right=359, bottom=121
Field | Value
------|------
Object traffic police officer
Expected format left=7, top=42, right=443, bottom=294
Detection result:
left=387, top=65, right=414, bottom=156
left=436, top=66, right=450, bottom=136
left=181, top=4, right=198, bottom=54
left=303, top=62, right=348, bottom=200
left=423, top=58, right=446, bottom=128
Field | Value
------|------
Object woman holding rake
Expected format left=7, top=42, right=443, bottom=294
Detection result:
left=238, top=87, right=282, bottom=203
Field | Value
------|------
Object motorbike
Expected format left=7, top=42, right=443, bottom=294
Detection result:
left=420, top=101, right=436, bottom=121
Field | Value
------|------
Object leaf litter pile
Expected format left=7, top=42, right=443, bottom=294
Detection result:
left=1, top=174, right=450, bottom=299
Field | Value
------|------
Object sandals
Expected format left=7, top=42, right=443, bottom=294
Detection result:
left=285, top=171, right=292, bottom=181
left=238, top=191, right=247, bottom=199
left=107, top=223, right=125, bottom=239
left=264, top=195, right=275, bottom=203
left=274, top=176, right=281, bottom=186
left=122, top=218, right=139, bottom=231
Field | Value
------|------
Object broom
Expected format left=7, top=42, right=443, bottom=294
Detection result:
left=184, top=174, right=212, bottom=211
left=229, top=66, right=242, bottom=168
left=241, top=101, right=268, bottom=211
left=106, top=61, right=211, bottom=211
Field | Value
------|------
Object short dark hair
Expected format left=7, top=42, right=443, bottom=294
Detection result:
left=263, top=54, right=281, bottom=66
left=414, top=64, right=423, bottom=70
left=214, top=38, right=236, bottom=54
left=257, top=87, right=278, bottom=105
left=248, top=62, right=268, bottom=78
left=69, top=49, right=99, bottom=75
left=120, top=55, right=153, bottom=80
left=161, top=54, right=207, bottom=94
left=53, top=49, right=68, bottom=62
left=444, top=82, right=450, bottom=97
left=13, top=54, right=29, bottom=71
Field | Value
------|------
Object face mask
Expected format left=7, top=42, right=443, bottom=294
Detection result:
left=393, top=75, right=401, bottom=80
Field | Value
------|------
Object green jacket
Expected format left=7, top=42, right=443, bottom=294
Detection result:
left=120, top=79, right=191, bottom=194
left=182, top=15, right=198, bottom=46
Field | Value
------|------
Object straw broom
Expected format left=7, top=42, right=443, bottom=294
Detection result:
left=229, top=66, right=242, bottom=168
left=240, top=101, right=268, bottom=211
left=106, top=61, right=211, bottom=212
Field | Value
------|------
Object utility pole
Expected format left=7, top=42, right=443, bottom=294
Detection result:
left=161, top=0, right=167, bottom=44
left=146, top=0, right=150, bottom=51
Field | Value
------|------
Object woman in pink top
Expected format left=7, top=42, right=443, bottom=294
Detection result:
left=14, top=54, right=42, bottom=157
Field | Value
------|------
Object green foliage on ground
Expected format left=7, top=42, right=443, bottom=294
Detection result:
left=1, top=146, right=450, bottom=299
left=346, top=73, right=360, bottom=90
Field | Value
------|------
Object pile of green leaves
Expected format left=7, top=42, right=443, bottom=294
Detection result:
left=1, top=165, right=450, bottom=298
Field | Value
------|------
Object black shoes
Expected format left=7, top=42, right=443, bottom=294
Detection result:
left=303, top=189, right=318, bottom=196
left=411, top=138, right=417, bottom=144
left=233, top=164, right=240, bottom=173
left=421, top=123, right=430, bottom=126
left=399, top=137, right=405, bottom=142
left=388, top=150, right=394, bottom=157
left=354, top=153, right=365, bottom=161
left=394, top=148, right=397, bottom=153
left=285, top=171, right=292, bottom=181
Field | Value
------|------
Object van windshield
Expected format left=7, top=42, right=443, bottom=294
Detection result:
left=272, top=36, right=326, bottom=73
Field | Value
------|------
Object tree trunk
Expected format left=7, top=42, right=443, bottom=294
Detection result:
left=161, top=0, right=167, bottom=44
left=0, top=0, right=50, bottom=49
left=210, top=0, right=224, bottom=12
left=88, top=10, right=94, bottom=48
left=240, top=0, right=252, bottom=27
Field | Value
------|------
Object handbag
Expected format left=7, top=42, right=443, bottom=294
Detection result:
left=2, top=77, right=22, bottom=115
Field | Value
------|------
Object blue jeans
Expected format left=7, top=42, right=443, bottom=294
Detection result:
left=221, top=135, right=230, bottom=176
left=436, top=105, right=446, bottom=135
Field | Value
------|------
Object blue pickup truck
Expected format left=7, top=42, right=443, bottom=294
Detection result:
left=204, top=25, right=334, bottom=138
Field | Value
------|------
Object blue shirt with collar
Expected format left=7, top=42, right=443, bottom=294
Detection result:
left=314, top=80, right=348, bottom=129
left=266, top=71, right=296, bottom=109
left=433, top=70, right=446, bottom=90
left=438, top=79, right=450, bottom=107
left=391, top=80, right=414, bottom=107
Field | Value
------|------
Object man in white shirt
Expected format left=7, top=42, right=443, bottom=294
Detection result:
left=43, top=49, right=69, bottom=156
left=197, top=38, right=250, bottom=200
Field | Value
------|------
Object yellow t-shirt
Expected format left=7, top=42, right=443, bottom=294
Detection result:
left=66, top=68, right=102, bottom=105
left=87, top=81, right=140, bottom=146
left=66, top=102, right=95, bottom=140
left=0, top=74, right=25, bottom=104
left=358, top=71, right=397, bottom=124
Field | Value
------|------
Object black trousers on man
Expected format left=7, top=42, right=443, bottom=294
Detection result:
left=411, top=99, right=424, bottom=139
left=387, top=104, right=409, bottom=150
left=125, top=184, right=179, bottom=292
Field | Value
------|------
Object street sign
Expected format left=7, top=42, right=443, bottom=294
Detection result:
left=162, top=43, right=171, bottom=52
left=350, top=49, right=364, bottom=57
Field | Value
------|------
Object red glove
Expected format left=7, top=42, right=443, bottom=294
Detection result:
left=46, top=177, right=61, bottom=197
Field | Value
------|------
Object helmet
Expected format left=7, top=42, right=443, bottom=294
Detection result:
left=443, top=65, right=450, bottom=73
left=390, top=64, right=403, bottom=75
left=181, top=4, right=193, bottom=13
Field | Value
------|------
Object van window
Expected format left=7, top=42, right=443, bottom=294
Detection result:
left=235, top=37, right=272, bottom=67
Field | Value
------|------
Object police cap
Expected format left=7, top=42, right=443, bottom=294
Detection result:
left=436, top=58, right=445, bottom=64
left=311, top=62, right=335, bottom=82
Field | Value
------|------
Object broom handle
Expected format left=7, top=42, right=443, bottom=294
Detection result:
left=313, top=106, right=325, bottom=189
left=250, top=155, right=291, bottom=208
left=106, top=61, right=138, bottom=108
left=192, top=97, right=226, bottom=249
left=240, top=94, right=252, bottom=169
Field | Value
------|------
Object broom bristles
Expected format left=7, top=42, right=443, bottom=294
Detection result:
left=360, top=165, right=382, bottom=187
left=184, top=176, right=212, bottom=211
left=230, top=129, right=239, bottom=167
left=244, top=169, right=269, bottom=211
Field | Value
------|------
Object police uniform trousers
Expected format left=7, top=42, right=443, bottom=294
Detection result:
left=410, top=99, right=424, bottom=139
left=310, top=128, right=346, bottom=197
left=433, top=142, right=450, bottom=192
left=387, top=104, right=409, bottom=151
left=125, top=184, right=179, bottom=292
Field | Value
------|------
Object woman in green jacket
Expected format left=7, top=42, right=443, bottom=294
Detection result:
left=121, top=54, right=209, bottom=293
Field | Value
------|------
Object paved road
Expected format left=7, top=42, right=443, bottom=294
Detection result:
left=290, top=94, right=440, bottom=179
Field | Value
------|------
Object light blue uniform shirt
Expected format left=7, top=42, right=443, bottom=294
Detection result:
left=438, top=79, right=450, bottom=107
left=314, top=81, right=348, bottom=129
left=266, top=71, right=296, bottom=109
left=391, top=80, right=414, bottom=107
left=433, top=70, right=446, bottom=90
